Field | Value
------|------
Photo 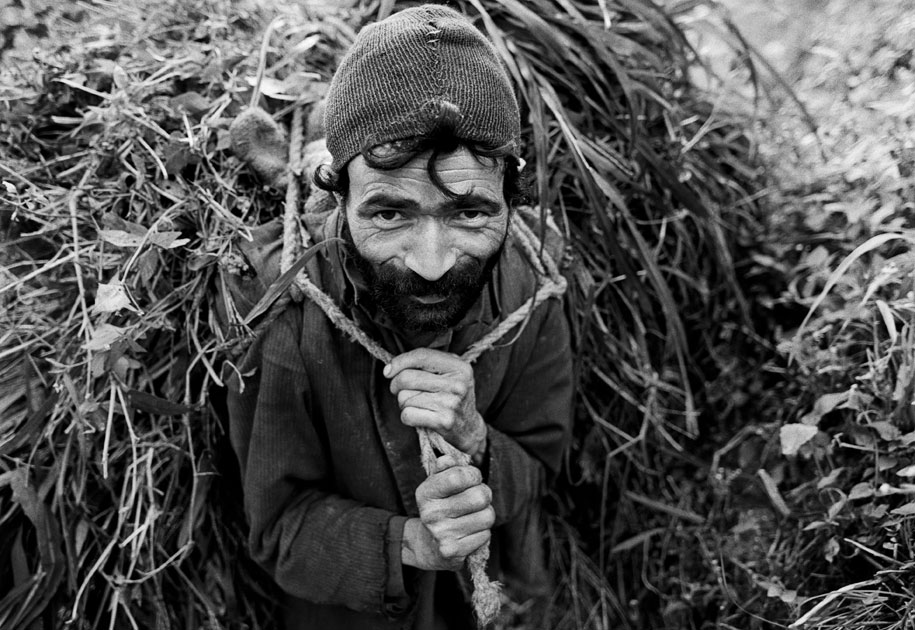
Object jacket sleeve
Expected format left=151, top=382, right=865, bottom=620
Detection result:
left=226, top=306, right=406, bottom=616
left=484, top=296, right=573, bottom=526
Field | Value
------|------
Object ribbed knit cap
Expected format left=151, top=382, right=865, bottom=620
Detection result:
left=323, top=4, right=521, bottom=172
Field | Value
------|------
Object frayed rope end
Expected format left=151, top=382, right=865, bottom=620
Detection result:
left=468, top=545, right=502, bottom=627
left=471, top=576, right=502, bottom=628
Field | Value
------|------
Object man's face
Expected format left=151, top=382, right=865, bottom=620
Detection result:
left=343, top=147, right=510, bottom=333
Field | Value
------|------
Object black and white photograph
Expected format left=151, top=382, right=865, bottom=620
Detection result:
left=1, top=0, right=913, bottom=628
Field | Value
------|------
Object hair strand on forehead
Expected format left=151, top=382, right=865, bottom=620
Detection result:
left=314, top=100, right=528, bottom=207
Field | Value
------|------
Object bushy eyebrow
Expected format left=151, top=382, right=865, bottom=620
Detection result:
left=354, top=192, right=503, bottom=216
left=447, top=194, right=503, bottom=214
left=355, top=194, right=417, bottom=214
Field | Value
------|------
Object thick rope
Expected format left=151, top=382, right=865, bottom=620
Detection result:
left=280, top=108, right=305, bottom=276
left=291, top=223, right=566, bottom=366
left=462, top=276, right=566, bottom=363
left=273, top=108, right=567, bottom=627
left=224, top=290, right=294, bottom=360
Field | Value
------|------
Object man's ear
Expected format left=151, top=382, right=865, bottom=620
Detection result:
left=229, top=107, right=288, bottom=189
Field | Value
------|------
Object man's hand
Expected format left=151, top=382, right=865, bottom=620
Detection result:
left=384, top=348, right=487, bottom=457
left=402, top=455, right=495, bottom=571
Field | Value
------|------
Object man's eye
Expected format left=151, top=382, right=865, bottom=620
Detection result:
left=458, top=210, right=485, bottom=221
left=374, top=210, right=402, bottom=222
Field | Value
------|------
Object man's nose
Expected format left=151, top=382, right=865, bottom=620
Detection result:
left=403, top=221, right=458, bottom=281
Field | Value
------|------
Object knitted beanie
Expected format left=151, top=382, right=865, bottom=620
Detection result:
left=323, top=4, right=521, bottom=172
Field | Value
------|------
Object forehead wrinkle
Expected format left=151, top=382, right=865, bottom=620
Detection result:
left=347, top=148, right=506, bottom=210
left=360, top=192, right=419, bottom=208
left=361, top=173, right=498, bottom=202
left=357, top=178, right=421, bottom=201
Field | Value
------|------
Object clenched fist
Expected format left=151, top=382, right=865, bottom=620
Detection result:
left=401, top=455, right=495, bottom=571
left=384, top=348, right=488, bottom=458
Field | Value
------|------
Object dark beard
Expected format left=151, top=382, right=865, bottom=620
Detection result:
left=341, top=223, right=503, bottom=333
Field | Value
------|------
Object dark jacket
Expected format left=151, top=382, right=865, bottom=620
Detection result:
left=224, top=211, right=573, bottom=629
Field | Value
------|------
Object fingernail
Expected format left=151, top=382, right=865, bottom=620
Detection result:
left=383, top=364, right=391, bottom=377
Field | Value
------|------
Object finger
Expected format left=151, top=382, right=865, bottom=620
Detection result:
left=389, top=369, right=459, bottom=396
left=401, top=406, right=455, bottom=434
left=384, top=348, right=467, bottom=379
left=454, top=529, right=492, bottom=557
left=398, top=390, right=461, bottom=412
left=429, top=512, right=493, bottom=547
left=396, top=389, right=425, bottom=409
left=438, top=530, right=492, bottom=562
left=422, top=464, right=482, bottom=500
left=417, top=457, right=464, bottom=503
left=431, top=513, right=494, bottom=553
left=420, top=484, right=493, bottom=521
left=433, top=454, right=458, bottom=474
left=452, top=507, right=495, bottom=537
left=454, top=484, right=493, bottom=514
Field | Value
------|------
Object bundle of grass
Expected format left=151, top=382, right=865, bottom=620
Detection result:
left=0, top=1, right=770, bottom=628
left=0, top=2, right=352, bottom=627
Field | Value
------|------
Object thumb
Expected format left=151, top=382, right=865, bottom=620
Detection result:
left=433, top=454, right=458, bottom=474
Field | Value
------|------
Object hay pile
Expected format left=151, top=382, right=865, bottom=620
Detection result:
left=1, top=1, right=769, bottom=628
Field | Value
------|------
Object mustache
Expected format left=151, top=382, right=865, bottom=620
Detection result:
left=339, top=219, right=489, bottom=296
left=372, top=258, right=486, bottom=297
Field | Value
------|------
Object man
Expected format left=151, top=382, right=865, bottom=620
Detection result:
left=226, top=5, right=573, bottom=628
